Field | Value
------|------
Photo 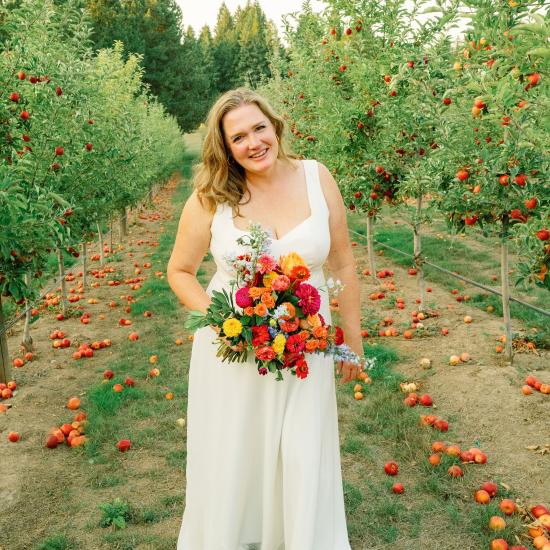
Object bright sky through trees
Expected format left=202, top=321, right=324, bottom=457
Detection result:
left=176, top=0, right=325, bottom=35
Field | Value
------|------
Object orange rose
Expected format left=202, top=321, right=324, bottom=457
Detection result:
left=313, top=326, right=328, bottom=339
left=318, top=339, right=328, bottom=350
left=305, top=339, right=319, bottom=352
left=244, top=306, right=255, bottom=316
left=307, top=314, right=321, bottom=328
left=254, top=303, right=268, bottom=317
left=298, top=330, right=310, bottom=341
left=261, top=292, right=275, bottom=308
left=279, top=252, right=307, bottom=277
left=249, top=287, right=265, bottom=300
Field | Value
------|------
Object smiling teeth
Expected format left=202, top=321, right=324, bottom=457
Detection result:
left=250, top=149, right=267, bottom=158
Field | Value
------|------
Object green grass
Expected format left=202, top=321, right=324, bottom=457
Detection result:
left=337, top=341, right=530, bottom=548
left=34, top=535, right=76, bottom=550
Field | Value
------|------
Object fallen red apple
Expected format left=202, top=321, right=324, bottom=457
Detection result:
left=116, top=439, right=131, bottom=452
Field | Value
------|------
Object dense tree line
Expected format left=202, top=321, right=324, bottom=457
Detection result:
left=1, top=0, right=281, bottom=131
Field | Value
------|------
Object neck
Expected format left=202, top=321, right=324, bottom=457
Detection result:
left=245, top=158, right=293, bottom=190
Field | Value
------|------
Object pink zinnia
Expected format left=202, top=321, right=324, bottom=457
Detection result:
left=257, top=254, right=277, bottom=274
left=294, top=283, right=321, bottom=315
left=271, top=274, right=290, bottom=291
left=235, top=287, right=253, bottom=308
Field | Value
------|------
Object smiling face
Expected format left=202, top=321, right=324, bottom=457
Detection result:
left=222, top=102, right=279, bottom=175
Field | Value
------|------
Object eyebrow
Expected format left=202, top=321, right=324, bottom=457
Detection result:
left=229, top=120, right=267, bottom=140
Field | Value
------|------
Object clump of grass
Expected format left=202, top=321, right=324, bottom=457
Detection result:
left=34, top=535, right=76, bottom=550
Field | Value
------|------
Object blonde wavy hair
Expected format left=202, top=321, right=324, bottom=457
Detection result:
left=193, top=87, right=297, bottom=216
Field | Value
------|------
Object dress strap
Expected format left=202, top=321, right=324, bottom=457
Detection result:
left=303, top=159, right=329, bottom=216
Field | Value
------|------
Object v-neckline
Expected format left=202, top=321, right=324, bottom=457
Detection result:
left=229, top=160, right=312, bottom=242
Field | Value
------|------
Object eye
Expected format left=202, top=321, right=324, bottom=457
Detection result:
left=256, top=125, right=266, bottom=130
left=233, top=136, right=242, bottom=142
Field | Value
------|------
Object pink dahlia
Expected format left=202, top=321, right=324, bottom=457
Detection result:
left=257, top=254, right=277, bottom=274
left=294, top=283, right=321, bottom=315
left=235, top=286, right=253, bottom=308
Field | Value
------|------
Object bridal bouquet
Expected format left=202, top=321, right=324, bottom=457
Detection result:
left=185, top=223, right=367, bottom=380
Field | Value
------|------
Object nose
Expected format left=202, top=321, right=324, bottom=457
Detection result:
left=247, top=133, right=261, bottom=148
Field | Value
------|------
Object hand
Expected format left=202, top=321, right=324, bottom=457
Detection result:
left=210, top=325, right=245, bottom=352
left=336, top=359, right=363, bottom=384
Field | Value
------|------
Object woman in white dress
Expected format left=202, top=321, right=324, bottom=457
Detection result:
left=167, top=88, right=364, bottom=550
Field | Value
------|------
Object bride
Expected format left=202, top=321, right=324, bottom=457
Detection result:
left=167, top=87, right=364, bottom=550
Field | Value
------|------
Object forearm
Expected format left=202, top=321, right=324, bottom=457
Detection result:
left=167, top=269, right=211, bottom=314
left=329, top=263, right=363, bottom=357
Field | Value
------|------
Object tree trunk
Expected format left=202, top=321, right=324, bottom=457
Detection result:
left=119, top=207, right=127, bottom=240
left=500, top=220, right=513, bottom=362
left=413, top=196, right=427, bottom=312
left=21, top=272, right=33, bottom=352
left=82, top=241, right=88, bottom=288
left=0, top=295, right=11, bottom=385
left=365, top=214, right=377, bottom=281
left=97, top=222, right=105, bottom=267
left=57, top=248, right=68, bottom=317
left=110, top=220, right=113, bottom=254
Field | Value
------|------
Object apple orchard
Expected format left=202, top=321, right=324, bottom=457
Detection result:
left=262, top=0, right=549, bottom=359
left=1, top=1, right=549, bottom=549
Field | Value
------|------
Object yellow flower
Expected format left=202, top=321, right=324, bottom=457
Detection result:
left=273, top=333, right=286, bottom=355
left=222, top=318, right=243, bottom=338
left=279, top=252, right=307, bottom=277
left=263, top=271, right=278, bottom=289
left=307, top=314, right=321, bottom=328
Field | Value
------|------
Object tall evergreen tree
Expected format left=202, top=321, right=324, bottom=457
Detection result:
left=212, top=2, right=241, bottom=93
left=236, top=1, right=271, bottom=88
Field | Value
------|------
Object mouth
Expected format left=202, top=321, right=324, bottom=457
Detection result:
left=249, top=148, right=269, bottom=160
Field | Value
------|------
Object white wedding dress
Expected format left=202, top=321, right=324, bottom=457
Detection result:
left=177, top=160, right=352, bottom=550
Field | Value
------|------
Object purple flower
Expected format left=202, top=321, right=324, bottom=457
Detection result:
left=294, top=283, right=321, bottom=315
left=235, top=286, right=253, bottom=308
left=258, top=367, right=268, bottom=376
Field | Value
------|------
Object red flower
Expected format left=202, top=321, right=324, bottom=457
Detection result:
left=283, top=351, right=304, bottom=368
left=335, top=326, right=345, bottom=346
left=255, top=346, right=276, bottom=361
left=252, top=325, right=270, bottom=347
left=285, top=333, right=306, bottom=353
left=279, top=317, right=300, bottom=333
left=295, top=358, right=309, bottom=379
left=290, top=265, right=310, bottom=281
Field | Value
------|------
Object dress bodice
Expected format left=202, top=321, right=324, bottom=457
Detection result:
left=207, top=159, right=330, bottom=295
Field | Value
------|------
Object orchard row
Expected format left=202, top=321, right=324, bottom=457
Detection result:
left=0, top=1, right=185, bottom=381
left=262, top=0, right=549, bottom=359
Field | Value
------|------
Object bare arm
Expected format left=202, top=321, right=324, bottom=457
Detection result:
left=318, top=163, right=363, bottom=382
left=167, top=190, right=214, bottom=314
